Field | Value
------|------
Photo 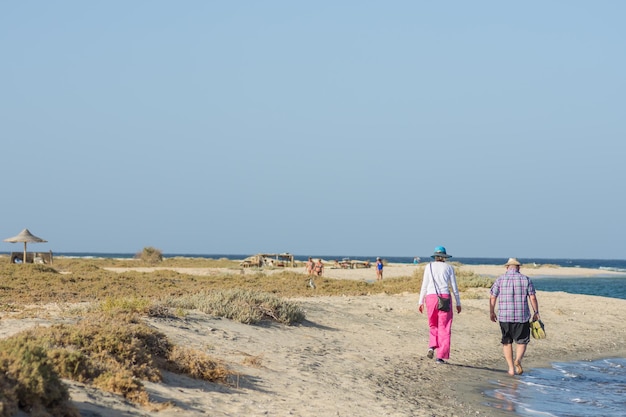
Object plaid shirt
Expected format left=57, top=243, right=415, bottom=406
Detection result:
left=490, top=270, right=536, bottom=323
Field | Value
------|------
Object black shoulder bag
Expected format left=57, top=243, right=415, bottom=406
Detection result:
left=430, top=263, right=451, bottom=312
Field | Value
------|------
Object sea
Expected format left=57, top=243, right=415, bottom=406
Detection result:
left=9, top=252, right=626, bottom=416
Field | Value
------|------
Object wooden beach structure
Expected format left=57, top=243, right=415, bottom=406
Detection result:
left=4, top=228, right=51, bottom=265
left=10, top=250, right=54, bottom=264
left=240, top=253, right=295, bottom=268
left=335, top=258, right=371, bottom=269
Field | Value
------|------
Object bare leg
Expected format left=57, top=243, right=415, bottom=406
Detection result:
left=502, top=343, right=515, bottom=376
left=515, top=343, right=527, bottom=363
left=514, top=343, right=528, bottom=374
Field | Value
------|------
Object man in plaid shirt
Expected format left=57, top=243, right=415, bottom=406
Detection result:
left=490, top=258, right=540, bottom=376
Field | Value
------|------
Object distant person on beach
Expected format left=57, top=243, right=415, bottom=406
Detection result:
left=490, top=258, right=540, bottom=376
left=314, top=259, right=324, bottom=276
left=306, top=257, right=315, bottom=275
left=413, top=257, right=420, bottom=265
left=376, top=257, right=383, bottom=281
left=418, top=246, right=462, bottom=364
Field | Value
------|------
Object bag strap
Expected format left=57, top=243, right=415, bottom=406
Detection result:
left=430, top=263, right=442, bottom=296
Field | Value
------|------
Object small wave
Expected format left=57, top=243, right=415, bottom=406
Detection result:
left=599, top=266, right=626, bottom=273
left=517, top=406, right=557, bottom=417
left=486, top=358, right=626, bottom=416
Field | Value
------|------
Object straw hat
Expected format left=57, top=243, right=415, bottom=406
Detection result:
left=504, top=258, right=521, bottom=266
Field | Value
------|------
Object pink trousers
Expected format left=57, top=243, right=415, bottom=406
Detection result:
left=425, top=293, right=453, bottom=360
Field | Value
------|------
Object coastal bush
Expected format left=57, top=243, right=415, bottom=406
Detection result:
left=1, top=262, right=58, bottom=280
left=455, top=270, right=494, bottom=290
left=460, top=288, right=491, bottom=299
left=0, top=336, right=80, bottom=417
left=165, top=289, right=306, bottom=325
left=166, top=345, right=231, bottom=381
left=0, top=312, right=233, bottom=412
left=135, top=246, right=163, bottom=264
left=99, top=296, right=153, bottom=315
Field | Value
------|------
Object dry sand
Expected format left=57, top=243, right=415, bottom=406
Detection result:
left=104, top=262, right=625, bottom=281
left=3, top=264, right=626, bottom=416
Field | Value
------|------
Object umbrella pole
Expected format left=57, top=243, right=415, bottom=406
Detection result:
left=23, top=242, right=27, bottom=265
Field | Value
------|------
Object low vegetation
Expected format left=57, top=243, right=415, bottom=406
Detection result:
left=0, top=256, right=494, bottom=415
left=0, top=312, right=231, bottom=416
left=165, top=288, right=305, bottom=325
left=134, top=246, right=164, bottom=264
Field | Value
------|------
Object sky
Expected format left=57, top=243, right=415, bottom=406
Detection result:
left=1, top=2, right=625, bottom=259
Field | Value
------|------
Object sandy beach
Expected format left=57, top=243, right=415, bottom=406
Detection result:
left=104, top=262, right=626, bottom=281
left=2, top=263, right=626, bottom=416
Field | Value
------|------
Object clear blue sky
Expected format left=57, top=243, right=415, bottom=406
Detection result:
left=1, top=2, right=624, bottom=259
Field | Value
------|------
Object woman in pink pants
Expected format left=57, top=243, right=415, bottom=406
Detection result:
left=418, top=246, right=462, bottom=363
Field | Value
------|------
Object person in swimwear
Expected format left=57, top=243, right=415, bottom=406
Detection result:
left=314, top=258, right=324, bottom=276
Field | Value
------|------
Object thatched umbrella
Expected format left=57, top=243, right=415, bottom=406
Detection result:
left=4, top=228, right=47, bottom=264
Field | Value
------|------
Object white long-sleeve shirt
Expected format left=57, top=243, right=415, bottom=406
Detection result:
left=418, top=261, right=461, bottom=306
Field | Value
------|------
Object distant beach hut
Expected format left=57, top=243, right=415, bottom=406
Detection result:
left=4, top=228, right=47, bottom=264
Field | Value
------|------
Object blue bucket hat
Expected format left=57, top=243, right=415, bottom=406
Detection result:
left=431, top=246, right=451, bottom=258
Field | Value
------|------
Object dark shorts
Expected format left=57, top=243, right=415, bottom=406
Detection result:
left=499, top=322, right=530, bottom=345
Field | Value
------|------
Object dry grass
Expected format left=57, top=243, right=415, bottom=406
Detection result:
left=51, top=256, right=243, bottom=270
left=0, top=262, right=492, bottom=306
left=241, top=354, right=264, bottom=368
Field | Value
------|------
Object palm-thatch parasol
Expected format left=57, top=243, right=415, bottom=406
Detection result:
left=4, top=228, right=47, bottom=264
